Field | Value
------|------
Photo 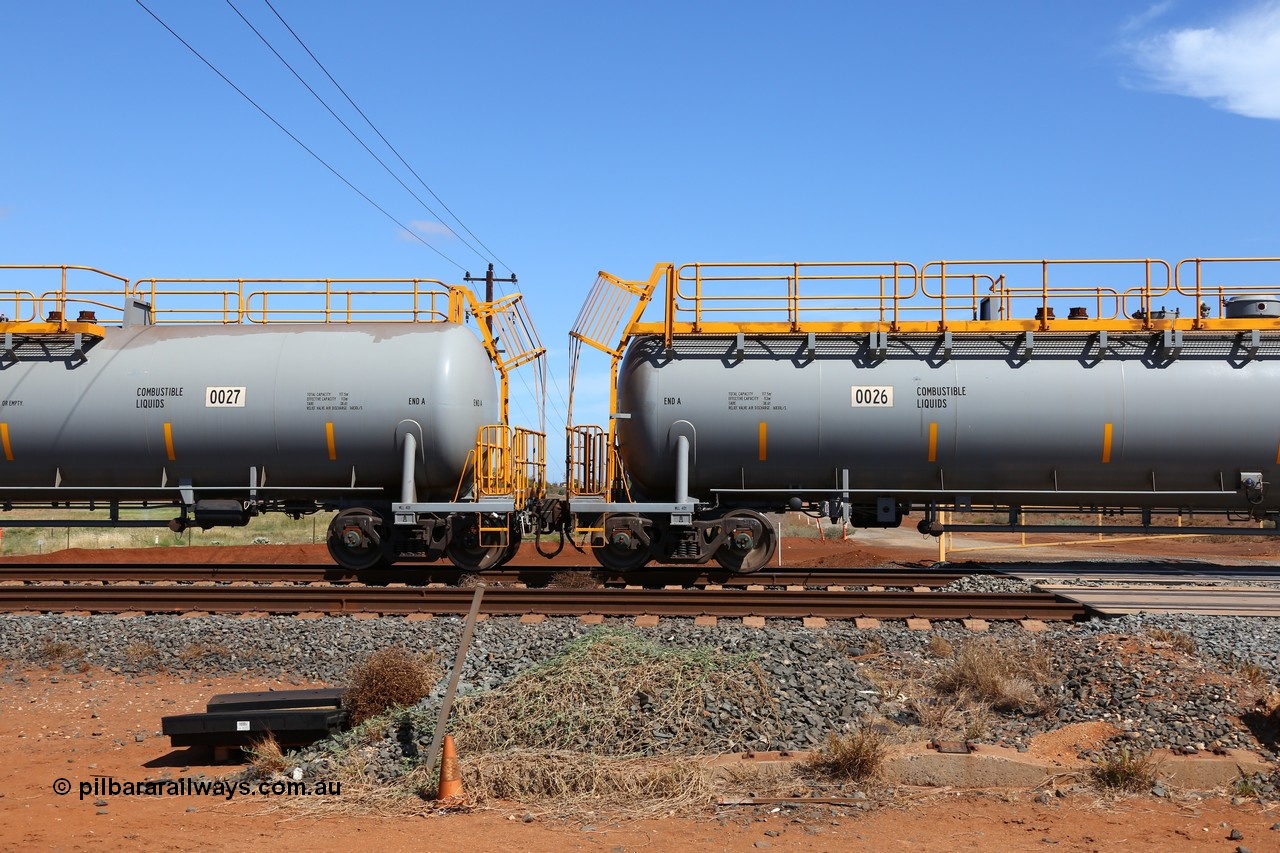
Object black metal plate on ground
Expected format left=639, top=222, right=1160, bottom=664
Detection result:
left=162, top=708, right=348, bottom=748
left=205, top=687, right=345, bottom=713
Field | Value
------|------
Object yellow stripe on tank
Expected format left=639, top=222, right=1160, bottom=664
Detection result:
left=163, top=422, right=176, bottom=462
left=758, top=421, right=767, bottom=461
left=326, top=422, right=337, bottom=460
left=927, top=422, right=938, bottom=462
left=1102, top=423, right=1113, bottom=463
left=0, top=423, right=11, bottom=461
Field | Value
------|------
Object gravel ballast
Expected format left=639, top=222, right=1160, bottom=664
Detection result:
left=3, top=604, right=1278, bottom=764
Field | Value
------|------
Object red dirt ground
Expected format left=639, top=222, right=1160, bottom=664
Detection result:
left=3, top=531, right=1279, bottom=851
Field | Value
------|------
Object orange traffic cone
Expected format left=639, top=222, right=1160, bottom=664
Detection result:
left=437, top=734, right=463, bottom=799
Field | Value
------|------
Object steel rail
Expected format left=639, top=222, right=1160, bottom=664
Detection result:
left=0, top=586, right=1085, bottom=620
left=0, top=564, right=975, bottom=588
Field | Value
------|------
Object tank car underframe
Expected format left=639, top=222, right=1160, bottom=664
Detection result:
left=321, top=502, right=546, bottom=573
left=0, top=492, right=538, bottom=574
left=575, top=503, right=779, bottom=574
left=568, top=477, right=1278, bottom=573
left=914, top=496, right=1280, bottom=538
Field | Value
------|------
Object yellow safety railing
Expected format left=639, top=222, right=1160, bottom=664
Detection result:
left=513, top=427, right=548, bottom=505
left=567, top=425, right=610, bottom=497
left=1174, top=257, right=1280, bottom=329
left=570, top=269, right=664, bottom=359
left=594, top=258, right=1280, bottom=342
left=565, top=265, right=668, bottom=455
left=566, top=424, right=632, bottom=502
left=456, top=288, right=547, bottom=432
left=463, top=425, right=548, bottom=508
left=668, top=261, right=919, bottom=335
left=473, top=425, right=513, bottom=500
left=0, top=265, right=129, bottom=331
left=922, top=259, right=1175, bottom=331
left=128, top=277, right=455, bottom=324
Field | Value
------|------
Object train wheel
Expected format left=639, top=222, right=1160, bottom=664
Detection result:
left=326, top=508, right=392, bottom=572
left=445, top=515, right=507, bottom=571
left=591, top=514, right=651, bottom=572
left=712, top=509, right=777, bottom=574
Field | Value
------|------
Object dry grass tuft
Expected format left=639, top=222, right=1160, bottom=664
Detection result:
left=806, top=729, right=887, bottom=782
left=463, top=750, right=717, bottom=813
left=453, top=629, right=774, bottom=756
left=548, top=570, right=601, bottom=589
left=933, top=638, right=1053, bottom=713
left=34, top=639, right=79, bottom=662
left=123, top=641, right=160, bottom=665
left=1090, top=748, right=1159, bottom=793
left=714, top=760, right=806, bottom=798
left=926, top=635, right=954, bottom=658
left=344, top=647, right=440, bottom=726
left=246, top=733, right=290, bottom=777
left=1235, top=661, right=1272, bottom=690
left=177, top=641, right=232, bottom=665
left=904, top=693, right=992, bottom=740
left=1145, top=627, right=1197, bottom=654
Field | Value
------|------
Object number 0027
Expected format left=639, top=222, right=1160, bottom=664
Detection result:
left=205, top=386, right=246, bottom=408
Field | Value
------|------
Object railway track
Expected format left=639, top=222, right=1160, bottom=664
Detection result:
left=0, top=564, right=983, bottom=588
left=0, top=584, right=1084, bottom=620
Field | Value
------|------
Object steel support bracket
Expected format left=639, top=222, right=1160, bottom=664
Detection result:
left=1092, top=329, right=1108, bottom=359
left=871, top=330, right=888, bottom=357
left=1241, top=328, right=1261, bottom=358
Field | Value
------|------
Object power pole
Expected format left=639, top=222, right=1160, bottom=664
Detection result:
left=464, top=263, right=517, bottom=336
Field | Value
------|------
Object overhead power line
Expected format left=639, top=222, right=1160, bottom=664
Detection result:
left=263, top=0, right=513, bottom=276
left=226, top=0, right=495, bottom=268
left=134, top=0, right=466, bottom=272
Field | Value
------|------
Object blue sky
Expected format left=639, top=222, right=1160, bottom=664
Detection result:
left=3, top=1, right=1278, bottom=475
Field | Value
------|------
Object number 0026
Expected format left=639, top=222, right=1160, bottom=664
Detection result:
left=850, top=386, right=893, bottom=407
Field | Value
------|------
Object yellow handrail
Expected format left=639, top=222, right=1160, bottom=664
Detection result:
left=1174, top=257, right=1280, bottom=329
left=128, top=277, right=454, bottom=324
left=513, top=427, right=547, bottom=506
left=0, top=265, right=129, bottom=329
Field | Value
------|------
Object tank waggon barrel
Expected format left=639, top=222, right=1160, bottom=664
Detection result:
left=566, top=257, right=1280, bottom=573
left=0, top=265, right=552, bottom=575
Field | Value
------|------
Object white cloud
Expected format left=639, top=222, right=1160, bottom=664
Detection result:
left=1121, top=1, right=1173, bottom=34
left=1131, top=1, right=1280, bottom=119
left=397, top=219, right=456, bottom=242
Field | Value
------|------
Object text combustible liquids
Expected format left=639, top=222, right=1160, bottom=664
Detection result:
left=916, top=385, right=967, bottom=410
left=136, top=386, right=184, bottom=409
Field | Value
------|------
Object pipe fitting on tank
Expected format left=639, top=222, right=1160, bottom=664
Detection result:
left=917, top=518, right=944, bottom=537
left=1240, top=471, right=1265, bottom=506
